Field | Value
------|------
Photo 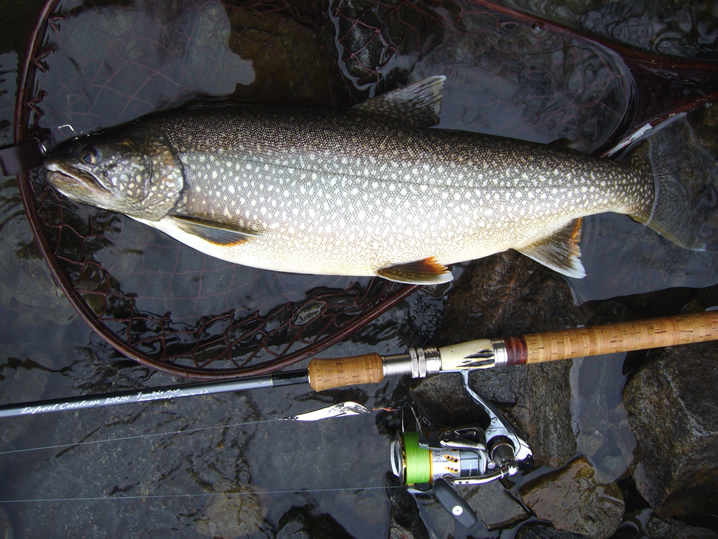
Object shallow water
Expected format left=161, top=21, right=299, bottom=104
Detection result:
left=0, top=1, right=716, bottom=537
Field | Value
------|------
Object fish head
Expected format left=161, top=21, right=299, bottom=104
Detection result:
left=44, top=125, right=183, bottom=220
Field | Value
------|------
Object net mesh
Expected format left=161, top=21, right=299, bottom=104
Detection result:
left=17, top=0, right=678, bottom=378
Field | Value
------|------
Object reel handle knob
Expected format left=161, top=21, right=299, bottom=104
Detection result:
left=433, top=478, right=479, bottom=528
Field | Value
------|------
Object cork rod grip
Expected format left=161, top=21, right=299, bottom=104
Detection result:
left=513, top=311, right=718, bottom=364
left=307, top=353, right=384, bottom=391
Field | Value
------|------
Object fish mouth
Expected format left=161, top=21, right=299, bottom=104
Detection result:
left=45, top=161, right=109, bottom=200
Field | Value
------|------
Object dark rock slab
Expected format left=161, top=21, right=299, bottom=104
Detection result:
left=644, top=513, right=718, bottom=538
left=519, top=456, right=625, bottom=538
left=463, top=481, right=528, bottom=530
left=624, top=340, right=718, bottom=517
left=514, top=521, right=584, bottom=538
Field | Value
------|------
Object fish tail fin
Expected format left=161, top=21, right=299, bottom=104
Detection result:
left=629, top=140, right=717, bottom=252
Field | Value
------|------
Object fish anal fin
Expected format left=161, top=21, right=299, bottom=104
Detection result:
left=517, top=218, right=586, bottom=279
left=377, top=256, right=453, bottom=284
left=169, top=215, right=261, bottom=246
left=352, top=76, right=445, bottom=128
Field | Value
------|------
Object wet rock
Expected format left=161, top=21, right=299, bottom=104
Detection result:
left=644, top=513, right=718, bottom=538
left=410, top=370, right=488, bottom=428
left=227, top=9, right=345, bottom=107
left=385, top=473, right=430, bottom=539
left=624, top=340, right=718, bottom=517
left=334, top=489, right=386, bottom=527
left=514, top=521, right=584, bottom=538
left=463, top=481, right=528, bottom=530
left=195, top=481, right=268, bottom=538
left=502, top=361, right=575, bottom=468
left=519, top=456, right=625, bottom=538
left=276, top=505, right=353, bottom=539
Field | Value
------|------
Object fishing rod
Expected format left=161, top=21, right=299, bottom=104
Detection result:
left=1, top=310, right=715, bottom=419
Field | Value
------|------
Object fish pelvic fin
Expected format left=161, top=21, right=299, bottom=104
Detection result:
left=352, top=76, right=445, bottom=128
left=628, top=140, right=717, bottom=252
left=377, top=257, right=453, bottom=285
left=169, top=215, right=262, bottom=246
left=517, top=218, right=586, bottom=279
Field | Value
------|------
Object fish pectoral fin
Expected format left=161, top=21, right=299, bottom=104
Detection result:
left=169, top=215, right=261, bottom=246
left=352, top=76, right=445, bottom=128
left=377, top=257, right=453, bottom=285
left=517, top=218, right=586, bottom=279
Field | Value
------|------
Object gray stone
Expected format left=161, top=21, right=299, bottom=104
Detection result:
left=463, top=480, right=528, bottom=530
left=519, top=456, right=625, bottom=538
left=624, top=341, right=718, bottom=517
left=645, top=513, right=718, bottom=538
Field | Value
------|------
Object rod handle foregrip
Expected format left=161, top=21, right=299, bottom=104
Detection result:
left=308, top=353, right=384, bottom=391
left=506, top=311, right=718, bottom=365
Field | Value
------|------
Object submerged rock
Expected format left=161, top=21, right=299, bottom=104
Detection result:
left=514, top=522, right=584, bottom=538
left=624, top=340, right=718, bottom=517
left=463, top=480, right=528, bottom=530
left=519, top=456, right=625, bottom=538
left=276, top=505, right=354, bottom=538
left=195, top=481, right=268, bottom=538
left=644, top=513, right=718, bottom=538
left=385, top=473, right=430, bottom=539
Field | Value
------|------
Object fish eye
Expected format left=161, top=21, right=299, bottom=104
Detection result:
left=80, top=146, right=99, bottom=165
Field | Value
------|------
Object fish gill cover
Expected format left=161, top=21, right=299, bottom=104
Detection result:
left=15, top=0, right=715, bottom=377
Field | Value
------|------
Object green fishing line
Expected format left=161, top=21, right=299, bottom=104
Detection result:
left=403, top=432, right=431, bottom=484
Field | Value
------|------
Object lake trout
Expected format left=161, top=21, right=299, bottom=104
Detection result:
left=44, top=77, right=715, bottom=284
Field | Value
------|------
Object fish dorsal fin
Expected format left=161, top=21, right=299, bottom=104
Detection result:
left=352, top=76, right=445, bottom=128
left=517, top=218, right=586, bottom=278
left=169, top=215, right=262, bottom=246
left=377, top=256, right=453, bottom=284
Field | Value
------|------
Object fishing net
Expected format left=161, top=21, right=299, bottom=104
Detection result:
left=15, top=0, right=715, bottom=378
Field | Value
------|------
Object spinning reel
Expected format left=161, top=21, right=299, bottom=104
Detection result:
left=391, top=371, right=533, bottom=527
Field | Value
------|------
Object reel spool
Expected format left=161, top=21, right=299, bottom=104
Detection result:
left=391, top=428, right=488, bottom=486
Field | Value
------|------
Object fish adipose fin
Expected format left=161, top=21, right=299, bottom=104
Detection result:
left=169, top=215, right=261, bottom=246
left=628, top=141, right=717, bottom=252
left=352, top=76, right=445, bottom=128
left=377, top=257, right=453, bottom=284
left=517, top=218, right=586, bottom=279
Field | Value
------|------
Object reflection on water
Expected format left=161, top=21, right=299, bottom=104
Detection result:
left=0, top=0, right=716, bottom=537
